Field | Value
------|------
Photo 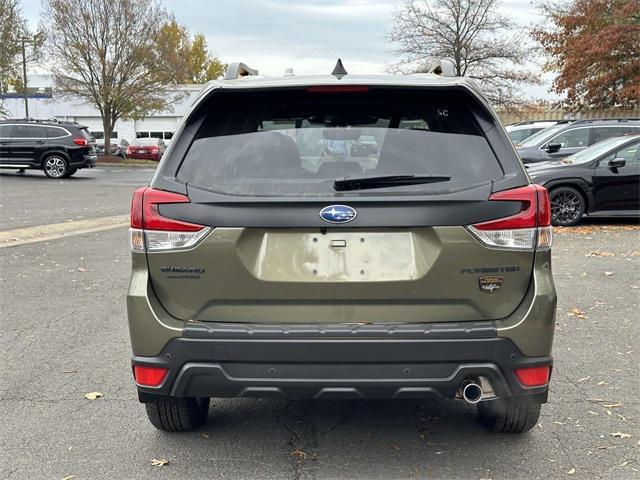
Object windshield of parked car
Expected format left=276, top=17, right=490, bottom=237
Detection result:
left=562, top=135, right=638, bottom=164
left=177, top=88, right=504, bottom=197
left=518, top=124, right=567, bottom=147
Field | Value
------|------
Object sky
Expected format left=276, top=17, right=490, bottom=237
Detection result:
left=19, top=0, right=555, bottom=99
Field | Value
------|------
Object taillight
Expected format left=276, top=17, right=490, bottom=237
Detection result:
left=126, top=146, right=132, bottom=155
left=129, top=187, right=210, bottom=252
left=514, top=365, right=551, bottom=387
left=73, top=137, right=88, bottom=146
left=150, top=146, right=159, bottom=153
left=133, top=365, right=168, bottom=387
left=467, top=184, right=552, bottom=250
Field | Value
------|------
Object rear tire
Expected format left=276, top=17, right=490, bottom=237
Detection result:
left=549, top=186, right=585, bottom=226
left=144, top=398, right=210, bottom=432
left=477, top=398, right=541, bottom=433
left=43, top=155, right=69, bottom=179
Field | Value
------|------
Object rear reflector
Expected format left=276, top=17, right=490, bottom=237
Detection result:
left=130, top=187, right=210, bottom=252
left=467, top=184, right=552, bottom=250
left=514, top=365, right=551, bottom=387
left=133, top=365, right=168, bottom=387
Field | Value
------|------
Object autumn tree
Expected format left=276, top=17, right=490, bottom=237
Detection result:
left=389, top=0, right=536, bottom=107
left=42, top=0, right=180, bottom=153
left=533, top=0, right=640, bottom=109
left=157, top=19, right=225, bottom=84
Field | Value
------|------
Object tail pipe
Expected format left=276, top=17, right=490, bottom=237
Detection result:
left=459, top=380, right=483, bottom=404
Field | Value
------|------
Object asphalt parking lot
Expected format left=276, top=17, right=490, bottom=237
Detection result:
left=1, top=167, right=638, bottom=480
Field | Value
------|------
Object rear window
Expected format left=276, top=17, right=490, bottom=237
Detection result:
left=177, top=88, right=503, bottom=197
left=79, top=128, right=93, bottom=140
left=132, top=138, right=159, bottom=146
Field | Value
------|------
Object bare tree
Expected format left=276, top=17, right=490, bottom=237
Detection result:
left=389, top=0, right=537, bottom=107
left=42, top=0, right=179, bottom=153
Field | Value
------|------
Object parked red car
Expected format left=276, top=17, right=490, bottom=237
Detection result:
left=126, top=137, right=166, bottom=161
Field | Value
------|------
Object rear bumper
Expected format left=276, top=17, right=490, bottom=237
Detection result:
left=127, top=153, right=160, bottom=161
left=133, top=322, right=551, bottom=403
left=70, top=154, right=96, bottom=168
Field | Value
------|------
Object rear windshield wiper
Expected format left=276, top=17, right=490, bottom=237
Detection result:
left=334, top=174, right=451, bottom=191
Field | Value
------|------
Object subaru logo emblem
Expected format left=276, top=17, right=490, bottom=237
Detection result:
left=319, top=205, right=357, bottom=224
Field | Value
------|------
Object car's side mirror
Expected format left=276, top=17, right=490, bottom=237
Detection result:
left=608, top=158, right=626, bottom=169
left=545, top=143, right=561, bottom=153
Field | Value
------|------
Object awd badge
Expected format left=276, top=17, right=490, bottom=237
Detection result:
left=479, top=275, right=503, bottom=293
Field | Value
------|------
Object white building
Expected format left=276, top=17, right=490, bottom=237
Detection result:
left=1, top=74, right=203, bottom=143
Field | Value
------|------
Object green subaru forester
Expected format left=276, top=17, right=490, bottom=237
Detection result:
left=127, top=62, right=556, bottom=433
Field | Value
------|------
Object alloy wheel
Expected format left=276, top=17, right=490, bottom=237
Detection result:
left=44, top=157, right=67, bottom=178
left=551, top=191, right=582, bottom=225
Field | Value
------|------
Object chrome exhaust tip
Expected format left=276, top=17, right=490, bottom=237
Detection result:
left=460, top=381, right=483, bottom=404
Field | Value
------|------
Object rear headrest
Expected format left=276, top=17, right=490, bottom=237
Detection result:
left=231, top=131, right=302, bottom=177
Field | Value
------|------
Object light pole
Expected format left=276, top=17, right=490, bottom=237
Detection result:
left=19, top=33, right=43, bottom=118
left=21, top=36, right=29, bottom=118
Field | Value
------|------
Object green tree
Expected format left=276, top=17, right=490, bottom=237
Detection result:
left=0, top=0, right=41, bottom=116
left=190, top=34, right=225, bottom=83
left=42, top=0, right=180, bottom=153
left=158, top=20, right=225, bottom=84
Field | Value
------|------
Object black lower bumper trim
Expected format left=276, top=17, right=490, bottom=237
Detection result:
left=134, top=326, right=551, bottom=403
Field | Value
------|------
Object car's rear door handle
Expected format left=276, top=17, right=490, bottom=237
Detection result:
left=36, top=140, right=45, bottom=144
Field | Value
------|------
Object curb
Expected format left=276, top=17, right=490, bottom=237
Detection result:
left=96, top=163, right=158, bottom=168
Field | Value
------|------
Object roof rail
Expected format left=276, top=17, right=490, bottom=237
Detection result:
left=3, top=117, right=79, bottom=125
left=224, top=62, right=259, bottom=80
left=571, top=117, right=640, bottom=125
left=429, top=59, right=456, bottom=77
left=510, top=119, right=574, bottom=126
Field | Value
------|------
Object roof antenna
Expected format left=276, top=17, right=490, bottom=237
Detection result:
left=331, top=58, right=348, bottom=79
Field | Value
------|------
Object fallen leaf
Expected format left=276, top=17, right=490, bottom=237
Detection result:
left=588, top=411, right=598, bottom=415
left=597, top=381, right=608, bottom=386
left=77, top=267, right=87, bottom=272
left=602, top=403, right=622, bottom=408
left=577, top=376, right=591, bottom=382
left=291, top=449, right=307, bottom=459
left=567, top=307, right=587, bottom=319
left=84, top=391, right=103, bottom=400
left=62, top=476, right=76, bottom=480
left=567, top=467, right=576, bottom=475
left=604, top=271, right=614, bottom=276
left=620, top=461, right=629, bottom=467
left=151, top=458, right=169, bottom=466
left=610, top=432, right=632, bottom=439
left=554, top=421, right=566, bottom=425
left=586, top=251, right=615, bottom=257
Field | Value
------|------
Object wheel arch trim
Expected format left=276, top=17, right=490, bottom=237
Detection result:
left=544, top=178, right=594, bottom=212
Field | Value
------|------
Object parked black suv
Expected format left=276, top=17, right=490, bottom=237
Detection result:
left=527, top=134, right=640, bottom=226
left=516, top=118, right=640, bottom=164
left=0, top=119, right=97, bottom=178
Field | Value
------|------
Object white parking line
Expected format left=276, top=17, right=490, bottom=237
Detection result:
left=0, top=214, right=130, bottom=248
